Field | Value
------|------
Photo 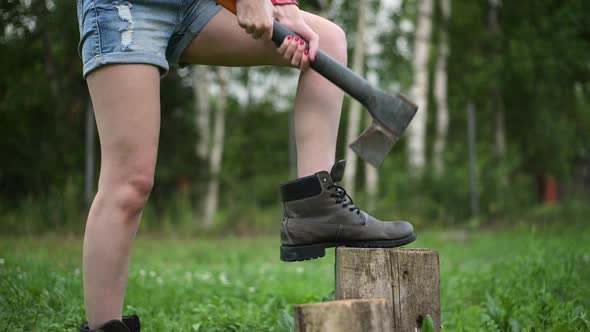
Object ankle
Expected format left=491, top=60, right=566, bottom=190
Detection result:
left=297, top=159, right=335, bottom=178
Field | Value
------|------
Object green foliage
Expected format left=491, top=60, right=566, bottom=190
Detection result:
left=448, top=0, right=590, bottom=177
left=0, top=178, right=86, bottom=234
left=221, top=101, right=291, bottom=208
left=1, top=226, right=589, bottom=331
left=322, top=290, right=335, bottom=302
left=370, top=146, right=534, bottom=226
left=277, top=309, right=295, bottom=332
left=0, top=0, right=86, bottom=201
left=437, top=226, right=590, bottom=332
left=422, top=314, right=435, bottom=332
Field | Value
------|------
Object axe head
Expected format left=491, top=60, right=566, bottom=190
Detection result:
left=350, top=92, right=418, bottom=168
left=349, top=120, right=399, bottom=168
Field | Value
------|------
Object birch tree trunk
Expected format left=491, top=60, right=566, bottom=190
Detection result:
left=343, top=0, right=369, bottom=194
left=407, top=0, right=434, bottom=177
left=194, top=66, right=211, bottom=160
left=433, top=0, right=451, bottom=175
left=193, top=66, right=212, bottom=224
left=488, top=0, right=506, bottom=158
left=203, top=68, right=228, bottom=226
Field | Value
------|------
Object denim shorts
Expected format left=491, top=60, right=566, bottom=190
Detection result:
left=76, top=0, right=222, bottom=78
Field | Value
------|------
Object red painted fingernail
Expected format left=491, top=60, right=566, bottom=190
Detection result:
left=300, top=40, right=305, bottom=45
left=295, top=36, right=300, bottom=41
left=304, top=49, right=309, bottom=55
left=287, top=36, right=292, bottom=40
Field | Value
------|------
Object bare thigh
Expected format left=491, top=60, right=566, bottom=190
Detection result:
left=86, top=65, right=161, bottom=192
left=180, top=8, right=341, bottom=67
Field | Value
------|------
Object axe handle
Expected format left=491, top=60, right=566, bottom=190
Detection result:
left=216, top=0, right=377, bottom=113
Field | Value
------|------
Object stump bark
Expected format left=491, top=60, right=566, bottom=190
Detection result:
left=335, top=248, right=441, bottom=332
left=295, top=299, right=392, bottom=332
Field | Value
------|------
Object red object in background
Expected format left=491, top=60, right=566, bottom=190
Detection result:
left=543, top=175, right=559, bottom=204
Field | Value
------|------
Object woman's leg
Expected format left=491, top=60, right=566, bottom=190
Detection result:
left=181, top=9, right=347, bottom=177
left=83, top=64, right=161, bottom=329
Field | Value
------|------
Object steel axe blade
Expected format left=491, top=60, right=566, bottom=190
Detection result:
left=216, top=0, right=418, bottom=167
left=350, top=120, right=399, bottom=168
left=350, top=91, right=418, bottom=168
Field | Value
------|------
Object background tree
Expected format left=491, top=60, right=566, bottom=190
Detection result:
left=342, top=0, right=370, bottom=194
left=193, top=66, right=212, bottom=223
left=203, top=68, right=228, bottom=226
left=406, top=0, right=434, bottom=177
left=432, top=0, right=450, bottom=175
left=488, top=0, right=506, bottom=159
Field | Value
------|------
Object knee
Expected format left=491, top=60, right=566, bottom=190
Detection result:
left=319, top=22, right=348, bottom=65
left=118, top=173, right=154, bottom=216
left=101, top=170, right=154, bottom=218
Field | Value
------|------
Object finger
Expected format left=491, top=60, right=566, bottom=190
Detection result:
left=261, top=20, right=274, bottom=42
left=252, top=26, right=265, bottom=40
left=297, top=25, right=319, bottom=61
left=279, top=38, right=295, bottom=58
left=244, top=25, right=255, bottom=34
left=308, top=35, right=319, bottom=62
left=283, top=36, right=300, bottom=60
left=277, top=35, right=294, bottom=55
left=291, top=39, right=306, bottom=67
left=300, top=49, right=310, bottom=71
left=237, top=18, right=248, bottom=29
left=262, top=27, right=273, bottom=42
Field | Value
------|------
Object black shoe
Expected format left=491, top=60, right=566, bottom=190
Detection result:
left=79, top=315, right=140, bottom=332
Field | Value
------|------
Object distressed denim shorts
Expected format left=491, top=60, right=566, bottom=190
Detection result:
left=77, top=0, right=222, bottom=78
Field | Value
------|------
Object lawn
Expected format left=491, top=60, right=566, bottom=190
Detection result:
left=1, top=224, right=589, bottom=331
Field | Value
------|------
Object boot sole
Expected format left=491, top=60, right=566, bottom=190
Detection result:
left=280, top=232, right=417, bottom=262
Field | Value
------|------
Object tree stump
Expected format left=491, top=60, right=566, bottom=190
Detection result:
left=295, top=299, right=392, bottom=332
left=335, top=248, right=441, bottom=332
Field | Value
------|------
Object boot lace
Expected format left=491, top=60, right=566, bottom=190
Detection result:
left=327, top=184, right=361, bottom=215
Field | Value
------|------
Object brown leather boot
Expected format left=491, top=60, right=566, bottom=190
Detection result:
left=79, top=315, right=140, bottom=332
left=280, top=160, right=416, bottom=262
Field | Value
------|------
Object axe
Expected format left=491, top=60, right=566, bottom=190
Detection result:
left=216, top=0, right=418, bottom=167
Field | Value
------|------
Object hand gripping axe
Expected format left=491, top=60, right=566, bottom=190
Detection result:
left=216, top=0, right=418, bottom=167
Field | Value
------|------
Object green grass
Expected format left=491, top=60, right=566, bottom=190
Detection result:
left=1, top=224, right=589, bottom=331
